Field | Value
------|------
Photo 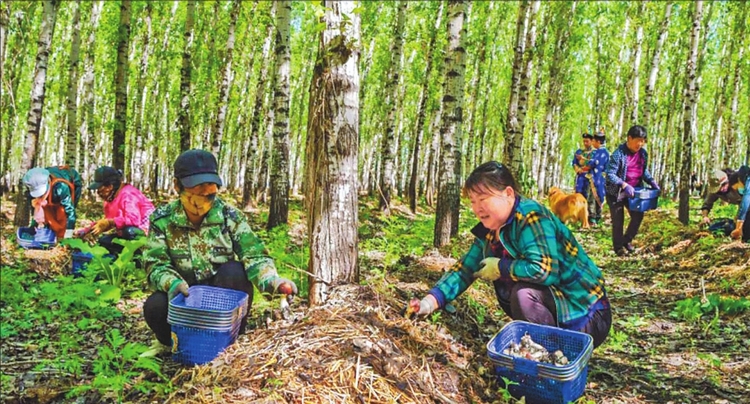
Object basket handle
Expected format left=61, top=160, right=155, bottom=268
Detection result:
left=512, top=357, right=539, bottom=377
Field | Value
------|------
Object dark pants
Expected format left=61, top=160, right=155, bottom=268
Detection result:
left=98, top=226, right=143, bottom=255
left=606, top=196, right=644, bottom=252
left=742, top=208, right=750, bottom=242
left=586, top=187, right=602, bottom=222
left=494, top=280, right=612, bottom=349
left=143, top=261, right=254, bottom=346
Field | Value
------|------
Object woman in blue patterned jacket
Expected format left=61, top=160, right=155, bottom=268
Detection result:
left=604, top=125, right=660, bottom=256
left=406, top=161, right=611, bottom=348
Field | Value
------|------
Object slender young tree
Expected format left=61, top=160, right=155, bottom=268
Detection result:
left=112, top=0, right=131, bottom=170
left=63, top=0, right=82, bottom=166
left=642, top=2, right=672, bottom=129
left=268, top=0, right=291, bottom=230
left=678, top=0, right=703, bottom=225
left=408, top=2, right=443, bottom=214
left=211, top=0, right=241, bottom=158
left=178, top=0, right=196, bottom=152
left=434, top=0, right=468, bottom=247
left=504, top=0, right=529, bottom=176
left=626, top=1, right=647, bottom=130
left=242, top=12, right=275, bottom=210
left=725, top=2, right=747, bottom=167
left=537, top=2, right=576, bottom=196
left=305, top=0, right=360, bottom=305
left=131, top=2, right=152, bottom=189
left=378, top=1, right=407, bottom=214
left=13, top=0, right=60, bottom=227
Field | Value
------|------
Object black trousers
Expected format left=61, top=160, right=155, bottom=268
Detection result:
left=494, top=280, right=611, bottom=348
left=98, top=226, right=143, bottom=255
left=143, top=261, right=254, bottom=346
left=606, top=196, right=644, bottom=251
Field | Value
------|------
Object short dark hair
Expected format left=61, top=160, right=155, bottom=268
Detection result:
left=582, top=133, right=593, bottom=140
left=627, top=125, right=647, bottom=140
left=462, top=161, right=518, bottom=198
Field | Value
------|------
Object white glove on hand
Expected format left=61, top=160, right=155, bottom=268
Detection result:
left=64, top=229, right=74, bottom=239
left=405, top=295, right=438, bottom=318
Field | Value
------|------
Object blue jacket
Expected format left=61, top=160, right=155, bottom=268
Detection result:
left=587, top=147, right=609, bottom=204
left=605, top=143, right=655, bottom=200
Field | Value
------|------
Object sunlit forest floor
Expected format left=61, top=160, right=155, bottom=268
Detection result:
left=1, top=192, right=748, bottom=404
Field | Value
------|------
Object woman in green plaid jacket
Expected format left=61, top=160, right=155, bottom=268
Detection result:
left=407, top=162, right=611, bottom=348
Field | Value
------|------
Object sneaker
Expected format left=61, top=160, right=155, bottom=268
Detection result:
left=140, top=339, right=170, bottom=358
left=625, top=243, right=636, bottom=253
left=615, top=247, right=629, bottom=257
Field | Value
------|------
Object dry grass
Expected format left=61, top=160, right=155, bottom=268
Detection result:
left=165, top=284, right=481, bottom=404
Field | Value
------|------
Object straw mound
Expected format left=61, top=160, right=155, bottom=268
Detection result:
left=23, top=246, right=70, bottom=278
left=166, top=283, right=488, bottom=404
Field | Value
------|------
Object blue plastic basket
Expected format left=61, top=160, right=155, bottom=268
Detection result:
left=487, top=321, right=593, bottom=404
left=71, top=251, right=93, bottom=276
left=71, top=251, right=115, bottom=277
left=16, top=227, right=57, bottom=249
left=168, top=286, right=248, bottom=365
left=628, top=187, right=660, bottom=212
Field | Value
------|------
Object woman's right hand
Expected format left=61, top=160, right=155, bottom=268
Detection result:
left=404, top=295, right=438, bottom=318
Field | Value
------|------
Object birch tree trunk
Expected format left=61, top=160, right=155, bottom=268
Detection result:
left=242, top=17, right=274, bottom=210
left=378, top=1, right=406, bottom=214
left=268, top=0, right=291, bottom=230
left=678, top=0, right=703, bottom=225
left=627, top=1, right=646, bottom=130
left=434, top=0, right=468, bottom=247
left=13, top=0, right=60, bottom=228
left=0, top=3, right=8, bottom=188
left=515, top=0, right=541, bottom=182
left=131, top=2, right=152, bottom=188
left=63, top=0, right=81, bottom=166
left=178, top=0, right=196, bottom=152
left=408, top=2, right=443, bottom=214
left=80, top=1, right=103, bottom=187
left=642, top=2, right=672, bottom=129
left=504, top=0, right=529, bottom=175
left=725, top=2, right=747, bottom=167
left=211, top=0, right=240, bottom=158
left=305, top=0, right=360, bottom=305
left=538, top=2, right=576, bottom=197
left=608, top=11, right=630, bottom=135
left=425, top=108, right=441, bottom=207
left=112, top=0, right=131, bottom=170
left=709, top=42, right=730, bottom=165
left=147, top=1, right=177, bottom=194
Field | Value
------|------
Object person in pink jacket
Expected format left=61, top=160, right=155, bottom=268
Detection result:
left=76, top=166, right=155, bottom=255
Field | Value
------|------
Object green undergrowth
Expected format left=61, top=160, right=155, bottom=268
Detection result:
left=0, top=264, right=169, bottom=402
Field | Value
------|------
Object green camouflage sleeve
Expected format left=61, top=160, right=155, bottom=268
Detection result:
left=145, top=218, right=182, bottom=292
left=226, top=207, right=279, bottom=294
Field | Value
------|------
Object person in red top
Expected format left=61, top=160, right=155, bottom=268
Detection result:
left=76, top=166, right=155, bottom=255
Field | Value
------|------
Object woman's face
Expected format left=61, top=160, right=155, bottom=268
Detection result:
left=626, top=136, right=646, bottom=153
left=97, top=184, right=114, bottom=200
left=468, top=185, right=516, bottom=231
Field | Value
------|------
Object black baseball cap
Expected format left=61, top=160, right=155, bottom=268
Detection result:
left=88, top=166, right=123, bottom=189
left=174, top=149, right=223, bottom=188
left=582, top=133, right=593, bottom=139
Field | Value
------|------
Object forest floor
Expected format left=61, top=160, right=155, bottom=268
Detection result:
left=1, top=193, right=748, bottom=404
